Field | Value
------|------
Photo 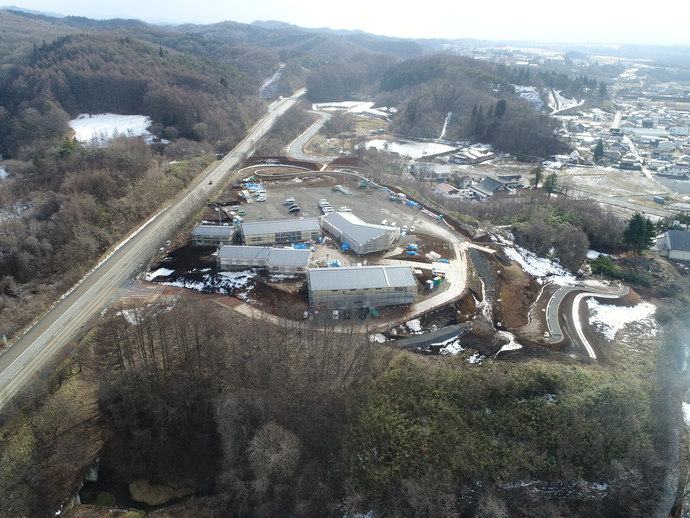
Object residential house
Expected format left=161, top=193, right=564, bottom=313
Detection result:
left=470, top=177, right=512, bottom=201
left=663, top=162, right=690, bottom=177
left=657, top=230, right=690, bottom=262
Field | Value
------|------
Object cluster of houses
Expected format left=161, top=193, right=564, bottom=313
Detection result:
left=557, top=103, right=690, bottom=176
left=190, top=214, right=417, bottom=311
left=433, top=175, right=522, bottom=201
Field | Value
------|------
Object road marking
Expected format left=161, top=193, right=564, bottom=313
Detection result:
left=9, top=364, right=24, bottom=380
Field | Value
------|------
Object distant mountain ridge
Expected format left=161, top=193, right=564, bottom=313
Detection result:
left=0, top=5, right=64, bottom=17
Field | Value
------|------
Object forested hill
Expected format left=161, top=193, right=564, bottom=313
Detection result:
left=379, top=55, right=565, bottom=158
left=0, top=29, right=265, bottom=156
left=308, top=54, right=569, bottom=158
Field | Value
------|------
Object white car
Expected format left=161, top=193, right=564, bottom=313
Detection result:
left=390, top=222, right=397, bottom=227
left=381, top=219, right=387, bottom=226
left=402, top=225, right=407, bottom=232
left=409, top=226, right=415, bottom=233
left=257, top=196, right=266, bottom=202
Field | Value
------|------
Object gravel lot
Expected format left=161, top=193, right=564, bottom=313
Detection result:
left=225, top=173, right=456, bottom=244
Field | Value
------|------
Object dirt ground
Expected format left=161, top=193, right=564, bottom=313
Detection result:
left=145, top=156, right=671, bottom=363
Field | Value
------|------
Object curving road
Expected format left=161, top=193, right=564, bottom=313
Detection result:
left=0, top=90, right=305, bottom=409
left=287, top=110, right=338, bottom=162
left=546, top=283, right=629, bottom=359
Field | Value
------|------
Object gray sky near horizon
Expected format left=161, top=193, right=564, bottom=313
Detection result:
left=6, top=0, right=690, bottom=46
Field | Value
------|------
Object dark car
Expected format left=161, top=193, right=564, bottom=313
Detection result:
left=289, top=206, right=301, bottom=213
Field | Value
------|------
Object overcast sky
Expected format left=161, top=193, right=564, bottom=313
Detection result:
left=7, top=0, right=690, bottom=46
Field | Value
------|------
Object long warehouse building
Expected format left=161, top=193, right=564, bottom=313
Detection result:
left=307, top=265, right=418, bottom=309
left=240, top=218, right=321, bottom=246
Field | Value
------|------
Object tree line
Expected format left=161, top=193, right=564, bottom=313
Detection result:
left=1, top=297, right=678, bottom=517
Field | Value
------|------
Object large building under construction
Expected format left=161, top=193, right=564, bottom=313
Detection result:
left=320, top=212, right=399, bottom=255
left=240, top=218, right=321, bottom=246
left=307, top=265, right=417, bottom=310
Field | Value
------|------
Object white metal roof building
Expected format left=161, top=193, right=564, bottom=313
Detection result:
left=191, top=224, right=235, bottom=245
left=320, top=212, right=399, bottom=255
left=217, top=246, right=311, bottom=274
left=307, top=265, right=417, bottom=309
left=239, top=218, right=321, bottom=246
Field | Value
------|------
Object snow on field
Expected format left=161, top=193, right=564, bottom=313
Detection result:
left=69, top=113, right=153, bottom=144
left=366, top=138, right=456, bottom=158
left=549, top=90, right=584, bottom=113
left=313, top=101, right=393, bottom=119
left=586, top=299, right=658, bottom=342
left=157, top=270, right=259, bottom=302
left=501, top=243, right=576, bottom=285
left=513, top=85, right=544, bottom=111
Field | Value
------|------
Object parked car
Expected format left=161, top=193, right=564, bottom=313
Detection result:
left=409, top=225, right=415, bottom=233
left=238, top=210, right=247, bottom=216
left=284, top=198, right=295, bottom=205
left=381, top=219, right=387, bottom=226
left=289, top=206, right=301, bottom=213
left=402, top=225, right=407, bottom=232
left=257, top=196, right=266, bottom=202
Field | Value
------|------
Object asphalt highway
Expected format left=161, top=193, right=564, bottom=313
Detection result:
left=0, top=90, right=305, bottom=409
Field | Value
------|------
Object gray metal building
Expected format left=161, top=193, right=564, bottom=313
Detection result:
left=320, top=212, right=399, bottom=255
left=307, top=265, right=418, bottom=309
left=191, top=224, right=235, bottom=246
left=240, top=218, right=321, bottom=246
left=217, top=246, right=311, bottom=274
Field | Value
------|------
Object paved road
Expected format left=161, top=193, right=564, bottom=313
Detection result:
left=287, top=109, right=338, bottom=162
left=546, top=283, right=629, bottom=358
left=0, top=89, right=305, bottom=409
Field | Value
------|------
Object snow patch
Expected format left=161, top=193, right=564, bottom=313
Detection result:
left=145, top=268, right=175, bottom=281
left=439, top=337, right=464, bottom=356
left=494, top=331, right=522, bottom=357
left=587, top=299, right=658, bottom=342
left=406, top=319, right=422, bottom=333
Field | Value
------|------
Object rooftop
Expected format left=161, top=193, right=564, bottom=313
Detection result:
left=667, top=230, right=690, bottom=252
left=240, top=218, right=320, bottom=236
left=321, top=212, right=397, bottom=244
left=192, top=224, right=234, bottom=237
left=308, top=265, right=416, bottom=291
left=219, top=245, right=311, bottom=266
